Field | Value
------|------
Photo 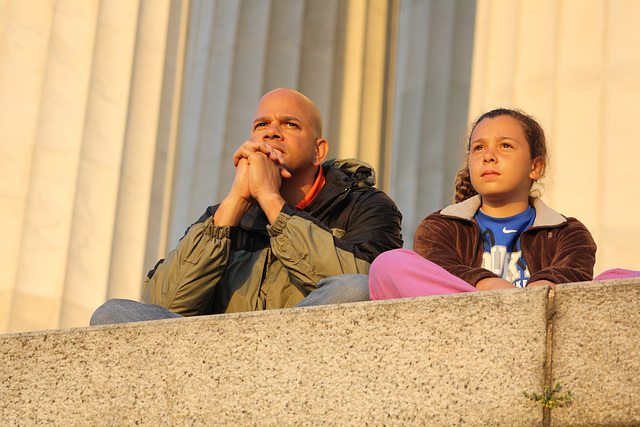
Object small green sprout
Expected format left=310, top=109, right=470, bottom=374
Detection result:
left=523, top=382, right=573, bottom=408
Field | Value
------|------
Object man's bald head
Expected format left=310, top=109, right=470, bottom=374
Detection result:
left=256, top=88, right=323, bottom=139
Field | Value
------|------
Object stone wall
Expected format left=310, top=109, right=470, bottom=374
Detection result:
left=2, top=278, right=639, bottom=425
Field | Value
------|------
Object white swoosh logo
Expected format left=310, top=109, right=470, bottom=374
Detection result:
left=503, top=227, right=518, bottom=233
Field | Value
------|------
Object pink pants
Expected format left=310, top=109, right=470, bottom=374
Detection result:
left=369, top=249, right=479, bottom=300
left=593, top=268, right=640, bottom=280
left=369, top=248, right=640, bottom=301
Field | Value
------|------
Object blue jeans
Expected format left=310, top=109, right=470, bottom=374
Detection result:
left=293, top=274, right=369, bottom=307
left=90, top=274, right=370, bottom=325
left=89, top=298, right=183, bottom=325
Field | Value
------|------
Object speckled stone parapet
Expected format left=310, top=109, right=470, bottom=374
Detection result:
left=1, top=279, right=639, bottom=425
left=550, top=278, right=640, bottom=426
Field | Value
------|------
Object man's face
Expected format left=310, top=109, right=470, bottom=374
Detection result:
left=250, top=89, right=323, bottom=175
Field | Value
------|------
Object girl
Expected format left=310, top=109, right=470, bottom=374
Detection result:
left=369, top=108, right=622, bottom=300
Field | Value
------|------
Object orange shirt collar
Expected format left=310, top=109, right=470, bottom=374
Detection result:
left=295, top=166, right=325, bottom=210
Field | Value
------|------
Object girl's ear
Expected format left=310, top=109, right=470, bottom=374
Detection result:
left=529, top=156, right=544, bottom=180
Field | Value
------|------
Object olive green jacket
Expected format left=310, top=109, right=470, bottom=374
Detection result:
left=142, top=159, right=403, bottom=315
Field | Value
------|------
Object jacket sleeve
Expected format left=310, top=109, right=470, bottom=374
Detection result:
left=141, top=216, right=232, bottom=316
left=526, top=217, right=597, bottom=284
left=267, top=191, right=403, bottom=292
left=413, top=212, right=497, bottom=286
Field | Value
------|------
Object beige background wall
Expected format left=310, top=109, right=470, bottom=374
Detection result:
left=1, top=0, right=638, bottom=334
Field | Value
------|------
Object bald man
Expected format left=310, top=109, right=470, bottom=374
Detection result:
left=91, top=89, right=402, bottom=324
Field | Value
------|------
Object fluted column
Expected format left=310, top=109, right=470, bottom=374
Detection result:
left=0, top=0, right=177, bottom=333
left=0, top=1, right=56, bottom=332
left=106, top=0, right=181, bottom=303
left=7, top=0, right=101, bottom=332
left=389, top=0, right=477, bottom=248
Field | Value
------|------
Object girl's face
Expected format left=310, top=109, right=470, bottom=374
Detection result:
left=468, top=115, right=543, bottom=208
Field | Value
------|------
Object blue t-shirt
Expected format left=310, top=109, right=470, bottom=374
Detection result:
left=474, top=206, right=536, bottom=288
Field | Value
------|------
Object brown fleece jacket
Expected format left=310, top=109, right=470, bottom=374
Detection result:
left=413, top=196, right=597, bottom=286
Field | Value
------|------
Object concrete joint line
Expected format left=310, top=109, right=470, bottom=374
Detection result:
left=542, top=287, right=557, bottom=426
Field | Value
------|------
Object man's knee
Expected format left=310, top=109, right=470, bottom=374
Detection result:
left=295, top=274, right=370, bottom=307
left=89, top=298, right=183, bottom=325
left=315, top=273, right=370, bottom=303
left=90, top=299, right=131, bottom=326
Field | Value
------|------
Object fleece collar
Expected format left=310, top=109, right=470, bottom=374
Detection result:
left=440, top=195, right=567, bottom=228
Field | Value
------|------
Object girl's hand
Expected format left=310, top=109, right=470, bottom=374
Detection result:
left=475, top=277, right=517, bottom=291
left=526, top=279, right=556, bottom=290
